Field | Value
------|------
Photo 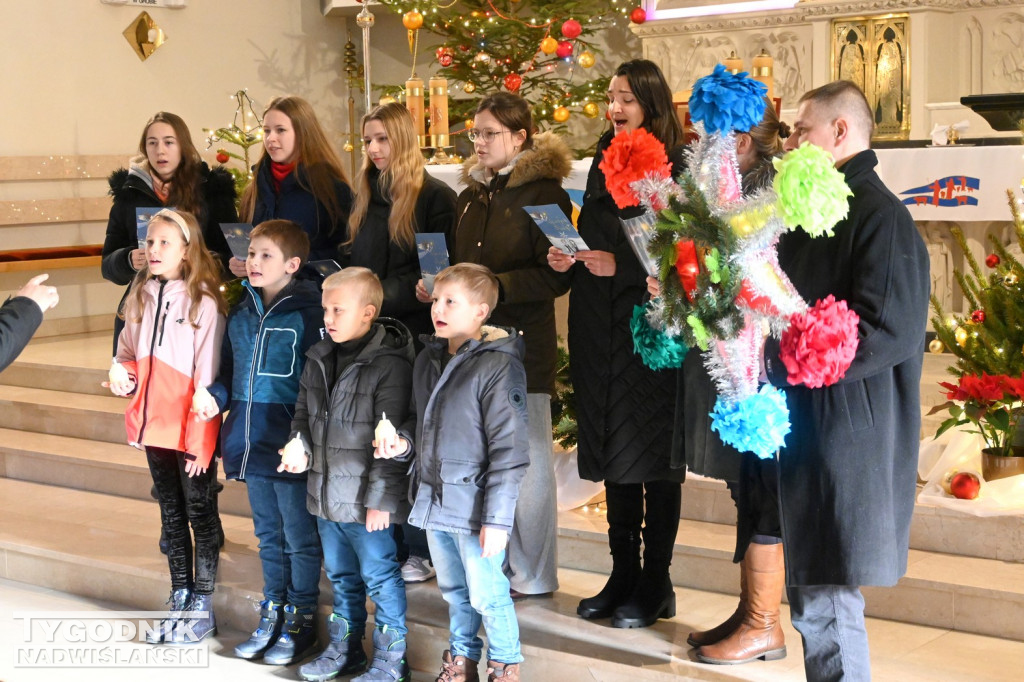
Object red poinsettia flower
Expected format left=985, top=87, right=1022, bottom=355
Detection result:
left=932, top=372, right=1024, bottom=455
left=598, top=128, right=672, bottom=209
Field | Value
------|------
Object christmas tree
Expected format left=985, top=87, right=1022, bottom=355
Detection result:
left=931, top=190, right=1024, bottom=378
left=376, top=0, right=644, bottom=143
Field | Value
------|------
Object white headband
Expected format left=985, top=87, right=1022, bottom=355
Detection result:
left=152, top=209, right=191, bottom=244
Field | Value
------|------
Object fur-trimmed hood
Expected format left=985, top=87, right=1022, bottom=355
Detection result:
left=460, top=131, right=573, bottom=191
left=107, top=161, right=235, bottom=204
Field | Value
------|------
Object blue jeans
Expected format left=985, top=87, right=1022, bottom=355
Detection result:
left=317, top=518, right=406, bottom=635
left=428, top=530, right=522, bottom=665
left=246, top=475, right=322, bottom=606
left=788, top=585, right=871, bottom=682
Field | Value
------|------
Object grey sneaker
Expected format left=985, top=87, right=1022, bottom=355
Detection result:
left=400, top=556, right=436, bottom=583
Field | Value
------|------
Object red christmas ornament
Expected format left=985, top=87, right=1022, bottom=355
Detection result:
left=561, top=19, right=582, bottom=40
left=503, top=73, right=523, bottom=93
left=986, top=254, right=1001, bottom=268
left=439, top=53, right=453, bottom=67
left=458, top=44, right=470, bottom=52
left=971, top=309, right=986, bottom=324
left=556, top=41, right=574, bottom=59
left=215, top=151, right=229, bottom=164
left=630, top=7, right=647, bottom=24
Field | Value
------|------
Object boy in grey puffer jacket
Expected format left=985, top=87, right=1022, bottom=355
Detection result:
left=379, top=263, right=530, bottom=682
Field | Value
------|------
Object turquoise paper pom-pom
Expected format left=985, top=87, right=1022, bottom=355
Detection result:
left=631, top=304, right=689, bottom=371
left=773, top=142, right=853, bottom=237
left=710, top=385, right=791, bottom=459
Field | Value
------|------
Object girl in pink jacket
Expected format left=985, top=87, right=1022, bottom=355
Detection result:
left=108, top=208, right=227, bottom=645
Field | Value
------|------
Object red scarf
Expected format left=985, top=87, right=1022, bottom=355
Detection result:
left=270, top=161, right=296, bottom=193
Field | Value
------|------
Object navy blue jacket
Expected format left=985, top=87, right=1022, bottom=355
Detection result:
left=251, top=160, right=353, bottom=264
left=208, top=279, right=324, bottom=480
left=401, top=326, right=530, bottom=534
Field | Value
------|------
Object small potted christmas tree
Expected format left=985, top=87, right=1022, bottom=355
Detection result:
left=930, top=189, right=1024, bottom=480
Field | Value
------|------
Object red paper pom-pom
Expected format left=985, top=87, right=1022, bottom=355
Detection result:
left=503, top=73, right=523, bottom=93
left=630, top=7, right=647, bottom=24
left=561, top=19, right=582, bottom=39
left=971, top=309, right=986, bottom=324
left=986, top=254, right=1000, bottom=268
left=598, top=128, right=672, bottom=209
left=779, top=295, right=860, bottom=388
left=556, top=41, right=574, bottom=59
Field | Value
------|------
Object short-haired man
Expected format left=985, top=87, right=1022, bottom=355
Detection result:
left=761, top=81, right=930, bottom=680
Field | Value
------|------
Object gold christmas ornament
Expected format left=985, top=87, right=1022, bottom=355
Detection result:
left=578, top=51, right=596, bottom=68
left=402, top=10, right=424, bottom=30
left=583, top=101, right=600, bottom=118
left=463, top=82, right=476, bottom=93
left=343, top=141, right=355, bottom=153
left=540, top=36, right=558, bottom=55
left=474, top=51, right=491, bottom=64
left=552, top=106, right=570, bottom=123
left=928, top=338, right=944, bottom=354
left=955, top=326, right=968, bottom=347
left=1005, top=272, right=1019, bottom=286
left=355, top=11, right=375, bottom=28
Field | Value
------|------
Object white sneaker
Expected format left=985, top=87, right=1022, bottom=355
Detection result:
left=401, top=556, right=436, bottom=583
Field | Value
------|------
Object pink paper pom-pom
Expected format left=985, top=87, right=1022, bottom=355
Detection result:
left=779, top=295, right=860, bottom=388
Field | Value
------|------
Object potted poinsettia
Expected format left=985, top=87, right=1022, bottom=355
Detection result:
left=933, top=373, right=1024, bottom=474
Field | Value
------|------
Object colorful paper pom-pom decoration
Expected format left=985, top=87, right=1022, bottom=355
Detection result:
left=779, top=295, right=860, bottom=388
left=773, top=142, right=853, bottom=237
left=599, top=128, right=672, bottom=209
left=688, top=64, right=768, bottom=136
left=710, top=385, right=791, bottom=459
left=631, top=303, right=689, bottom=371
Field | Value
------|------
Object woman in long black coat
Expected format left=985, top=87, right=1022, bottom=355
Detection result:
left=548, top=59, right=685, bottom=629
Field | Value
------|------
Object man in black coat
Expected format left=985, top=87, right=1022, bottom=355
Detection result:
left=761, top=81, right=930, bottom=680
left=0, top=274, right=59, bottom=372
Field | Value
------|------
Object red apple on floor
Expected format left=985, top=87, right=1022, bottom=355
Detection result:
left=950, top=471, right=981, bottom=500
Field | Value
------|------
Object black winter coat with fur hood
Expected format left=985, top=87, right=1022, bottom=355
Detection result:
left=453, top=132, right=573, bottom=395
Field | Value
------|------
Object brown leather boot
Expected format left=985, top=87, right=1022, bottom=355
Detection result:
left=435, top=649, right=479, bottom=682
left=697, top=543, right=786, bottom=664
left=687, top=559, right=747, bottom=647
left=486, top=660, right=520, bottom=681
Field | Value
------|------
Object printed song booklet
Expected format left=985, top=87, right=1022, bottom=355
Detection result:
left=523, top=204, right=589, bottom=255
left=135, top=207, right=165, bottom=249
left=620, top=212, right=660, bottom=277
left=415, top=233, right=450, bottom=295
left=219, top=223, right=255, bottom=260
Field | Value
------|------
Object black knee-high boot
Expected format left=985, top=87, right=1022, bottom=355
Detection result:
left=612, top=480, right=681, bottom=628
left=577, top=481, right=643, bottom=619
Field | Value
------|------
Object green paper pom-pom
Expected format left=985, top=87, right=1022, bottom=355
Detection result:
left=631, top=304, right=689, bottom=370
left=773, top=142, right=853, bottom=238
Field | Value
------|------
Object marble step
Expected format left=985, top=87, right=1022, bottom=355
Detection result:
left=0, top=478, right=787, bottom=682
left=680, top=474, right=1024, bottom=563
left=559, top=510, right=1024, bottom=643
left=0, top=427, right=251, bottom=517
left=0, top=360, right=110, bottom=397
left=0, top=384, right=125, bottom=443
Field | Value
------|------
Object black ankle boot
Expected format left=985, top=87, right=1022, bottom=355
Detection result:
left=577, top=531, right=640, bottom=619
left=299, top=614, right=367, bottom=681
left=352, top=626, right=409, bottom=681
left=264, top=604, right=318, bottom=665
left=234, top=599, right=283, bottom=659
left=611, top=569, right=676, bottom=628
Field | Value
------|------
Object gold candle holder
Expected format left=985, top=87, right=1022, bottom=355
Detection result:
left=429, top=77, right=449, bottom=149
left=723, top=51, right=743, bottom=75
left=752, top=49, right=774, bottom=102
left=405, top=77, right=426, bottom=147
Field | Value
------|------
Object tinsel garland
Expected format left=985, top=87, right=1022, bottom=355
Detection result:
left=630, top=301, right=689, bottom=370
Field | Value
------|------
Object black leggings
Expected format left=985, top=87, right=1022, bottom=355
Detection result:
left=146, top=447, right=221, bottom=594
left=732, top=453, right=782, bottom=562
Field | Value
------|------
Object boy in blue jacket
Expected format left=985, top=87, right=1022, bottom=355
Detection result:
left=379, top=263, right=530, bottom=682
left=198, top=219, right=324, bottom=665
left=281, top=267, right=415, bottom=682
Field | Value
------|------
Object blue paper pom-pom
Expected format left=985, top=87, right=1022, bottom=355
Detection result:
left=710, top=385, right=790, bottom=459
left=688, top=65, right=768, bottom=136
left=631, top=304, right=689, bottom=371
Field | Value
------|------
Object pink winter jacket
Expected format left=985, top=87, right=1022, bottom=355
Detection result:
left=115, top=278, right=225, bottom=468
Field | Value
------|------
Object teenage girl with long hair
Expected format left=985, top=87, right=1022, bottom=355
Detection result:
left=108, top=209, right=227, bottom=645
left=102, top=112, right=235, bottom=352
left=230, top=96, right=352, bottom=277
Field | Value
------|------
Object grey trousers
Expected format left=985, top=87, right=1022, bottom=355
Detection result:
left=505, top=393, right=559, bottom=594
left=787, top=584, right=871, bottom=682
